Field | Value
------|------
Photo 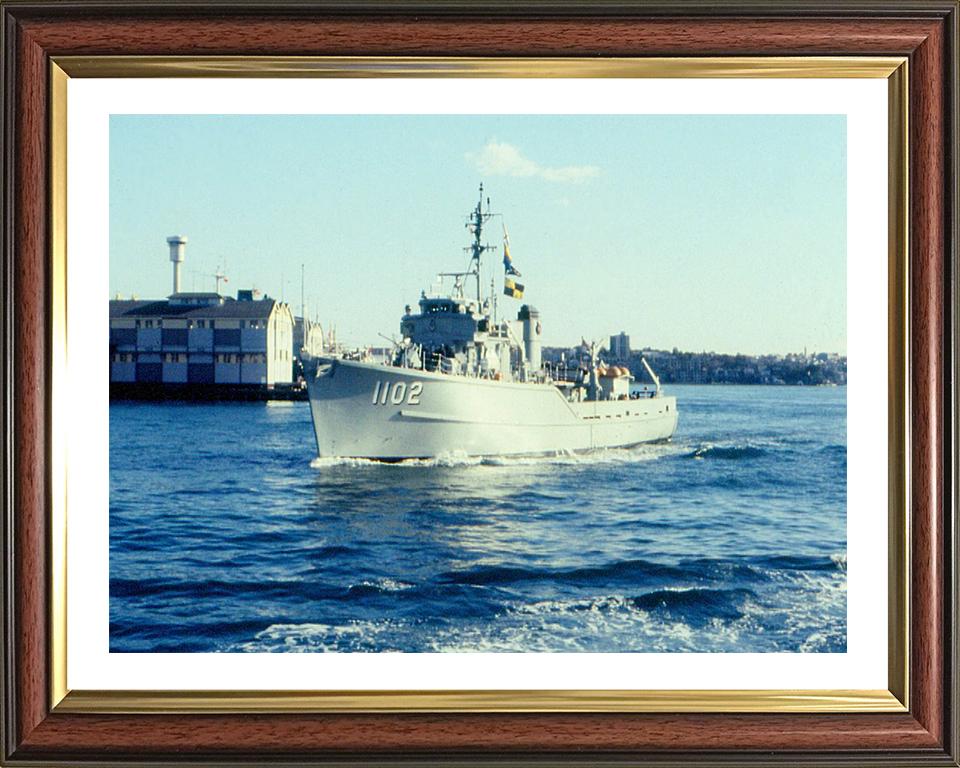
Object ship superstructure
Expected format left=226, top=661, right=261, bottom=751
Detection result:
left=304, top=187, right=677, bottom=460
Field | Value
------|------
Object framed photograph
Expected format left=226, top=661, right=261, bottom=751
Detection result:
left=2, top=2, right=957, bottom=766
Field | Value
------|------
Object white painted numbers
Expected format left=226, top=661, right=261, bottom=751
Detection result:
left=372, top=380, right=422, bottom=405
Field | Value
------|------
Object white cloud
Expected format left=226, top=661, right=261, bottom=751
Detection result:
left=541, top=166, right=599, bottom=183
left=466, top=141, right=598, bottom=183
left=466, top=141, right=538, bottom=177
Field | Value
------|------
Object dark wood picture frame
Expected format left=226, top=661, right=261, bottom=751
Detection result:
left=2, top=2, right=958, bottom=765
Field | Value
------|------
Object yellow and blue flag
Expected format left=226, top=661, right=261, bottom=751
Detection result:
left=503, top=225, right=521, bottom=276
left=504, top=277, right=524, bottom=299
left=503, top=243, right=522, bottom=276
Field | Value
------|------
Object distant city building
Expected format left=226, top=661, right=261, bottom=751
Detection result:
left=294, top=315, right=325, bottom=359
left=110, top=236, right=296, bottom=396
left=640, top=347, right=667, bottom=361
left=541, top=345, right=846, bottom=386
left=609, top=331, right=631, bottom=360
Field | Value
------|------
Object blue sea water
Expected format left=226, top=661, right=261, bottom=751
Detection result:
left=109, top=385, right=846, bottom=653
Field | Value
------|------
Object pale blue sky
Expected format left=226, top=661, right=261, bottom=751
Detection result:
left=110, top=114, right=846, bottom=355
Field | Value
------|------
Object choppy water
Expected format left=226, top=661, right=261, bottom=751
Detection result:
left=110, top=384, right=846, bottom=653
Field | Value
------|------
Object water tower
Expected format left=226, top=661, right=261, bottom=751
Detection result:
left=167, top=235, right=187, bottom=294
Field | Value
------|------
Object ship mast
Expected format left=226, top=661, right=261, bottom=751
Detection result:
left=466, top=184, right=495, bottom=303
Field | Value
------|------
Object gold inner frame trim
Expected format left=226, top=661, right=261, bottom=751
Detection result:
left=56, top=688, right=905, bottom=714
left=50, top=61, right=69, bottom=709
left=886, top=62, right=910, bottom=710
left=54, top=55, right=904, bottom=79
left=48, top=55, right=910, bottom=715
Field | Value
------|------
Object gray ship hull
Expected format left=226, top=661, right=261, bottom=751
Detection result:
left=305, top=358, right=677, bottom=460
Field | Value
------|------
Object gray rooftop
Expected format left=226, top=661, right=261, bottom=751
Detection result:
left=110, top=296, right=283, bottom=320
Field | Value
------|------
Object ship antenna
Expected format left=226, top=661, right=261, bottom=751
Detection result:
left=474, top=184, right=483, bottom=301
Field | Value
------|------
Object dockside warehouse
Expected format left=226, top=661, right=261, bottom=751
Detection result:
left=110, top=236, right=296, bottom=397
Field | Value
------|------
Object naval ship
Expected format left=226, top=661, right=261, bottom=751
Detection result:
left=304, top=187, right=677, bottom=460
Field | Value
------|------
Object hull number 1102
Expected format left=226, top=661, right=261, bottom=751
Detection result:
left=372, top=380, right=422, bottom=405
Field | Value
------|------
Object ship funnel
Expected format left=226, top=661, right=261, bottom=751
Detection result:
left=519, top=304, right=542, bottom=372
left=167, top=235, right=187, bottom=294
